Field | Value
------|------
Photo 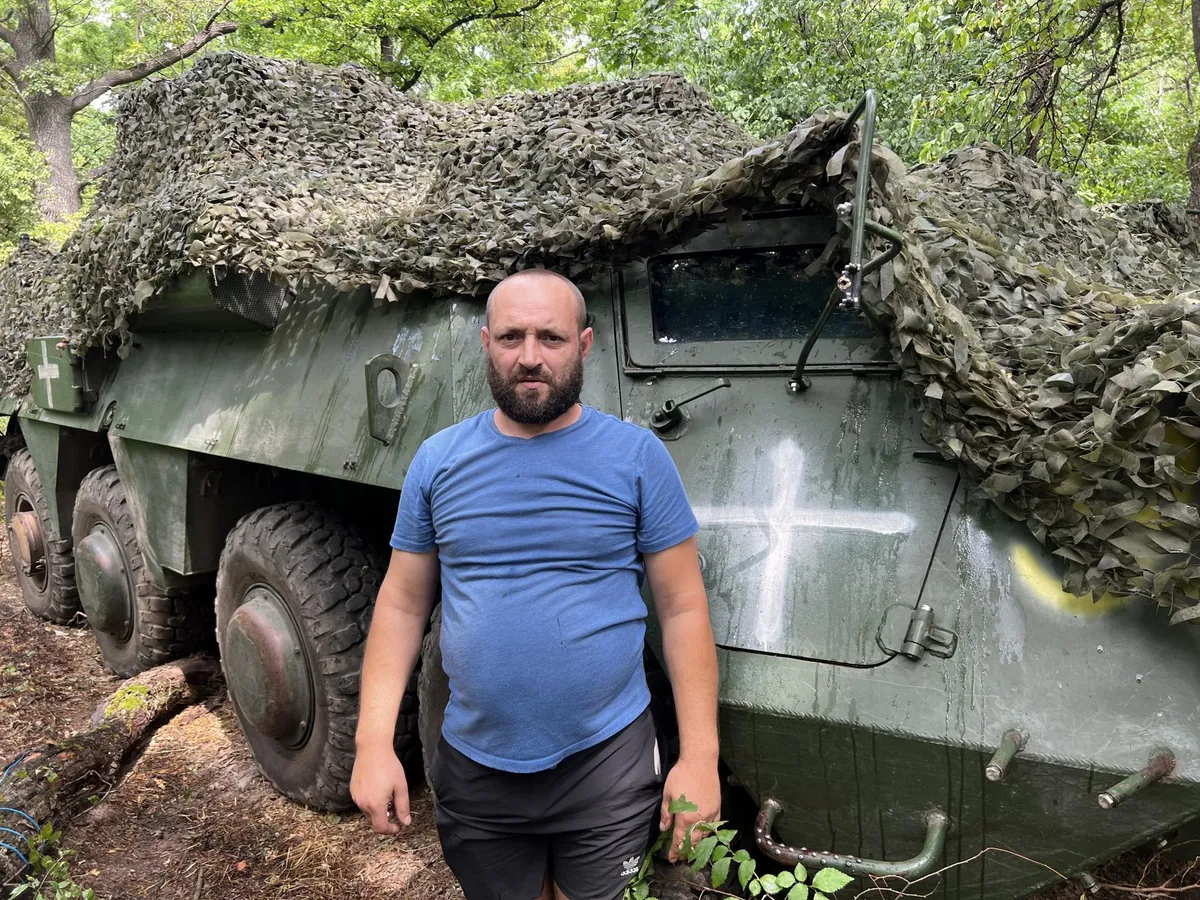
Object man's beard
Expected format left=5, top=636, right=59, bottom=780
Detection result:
left=486, top=353, right=584, bottom=425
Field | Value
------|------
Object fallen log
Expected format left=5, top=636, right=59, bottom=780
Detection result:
left=0, top=654, right=221, bottom=884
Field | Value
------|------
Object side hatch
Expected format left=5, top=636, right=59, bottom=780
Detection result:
left=617, top=213, right=958, bottom=666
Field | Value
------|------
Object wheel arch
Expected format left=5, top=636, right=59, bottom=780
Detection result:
left=0, top=416, right=26, bottom=478
left=5, top=417, right=112, bottom=537
left=107, top=436, right=401, bottom=593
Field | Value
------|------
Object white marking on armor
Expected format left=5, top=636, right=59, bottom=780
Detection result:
left=38, top=339, right=54, bottom=404
left=691, top=439, right=915, bottom=645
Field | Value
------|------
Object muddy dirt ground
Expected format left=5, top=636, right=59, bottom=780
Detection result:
left=0, top=534, right=1193, bottom=900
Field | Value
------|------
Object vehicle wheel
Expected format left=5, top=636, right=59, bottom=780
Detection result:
left=72, top=465, right=207, bottom=677
left=418, top=603, right=449, bottom=786
left=3, top=448, right=80, bottom=624
left=215, top=502, right=419, bottom=811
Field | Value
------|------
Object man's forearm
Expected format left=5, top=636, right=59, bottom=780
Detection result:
left=355, top=602, right=428, bottom=751
left=659, top=606, right=719, bottom=761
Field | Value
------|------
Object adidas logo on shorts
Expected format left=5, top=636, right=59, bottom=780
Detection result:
left=620, top=855, right=640, bottom=877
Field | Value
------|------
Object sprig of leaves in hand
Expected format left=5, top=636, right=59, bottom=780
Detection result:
left=625, top=796, right=854, bottom=900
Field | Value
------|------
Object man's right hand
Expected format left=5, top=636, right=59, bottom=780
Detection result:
left=352, top=548, right=438, bottom=834
left=351, top=745, right=412, bottom=833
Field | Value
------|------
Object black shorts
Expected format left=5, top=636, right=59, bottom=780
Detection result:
left=430, top=706, right=664, bottom=900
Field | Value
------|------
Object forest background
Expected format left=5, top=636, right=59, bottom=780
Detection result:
left=0, top=0, right=1195, bottom=259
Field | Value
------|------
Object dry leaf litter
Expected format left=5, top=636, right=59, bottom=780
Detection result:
left=0, top=52, right=1197, bottom=612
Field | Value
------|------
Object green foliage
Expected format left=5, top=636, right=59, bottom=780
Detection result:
left=624, top=795, right=853, bottom=900
left=1, top=0, right=1192, bottom=244
left=582, top=0, right=1193, bottom=202
left=0, top=102, right=45, bottom=248
left=3, top=0, right=227, bottom=102
left=6, top=824, right=97, bottom=900
left=230, top=0, right=576, bottom=97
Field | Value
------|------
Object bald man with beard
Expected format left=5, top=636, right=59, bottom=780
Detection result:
left=351, top=269, right=720, bottom=900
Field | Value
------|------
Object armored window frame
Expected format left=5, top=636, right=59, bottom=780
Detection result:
left=617, top=214, right=892, bottom=374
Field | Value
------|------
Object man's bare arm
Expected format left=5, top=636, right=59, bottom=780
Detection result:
left=644, top=535, right=720, bottom=861
left=351, top=548, right=439, bottom=832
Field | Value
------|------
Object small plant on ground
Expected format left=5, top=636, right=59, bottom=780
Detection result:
left=6, top=823, right=96, bottom=900
left=625, top=796, right=854, bottom=900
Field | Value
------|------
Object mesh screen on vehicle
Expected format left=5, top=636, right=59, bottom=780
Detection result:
left=208, top=272, right=288, bottom=328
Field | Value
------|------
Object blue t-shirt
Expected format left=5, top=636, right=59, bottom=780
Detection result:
left=390, top=405, right=699, bottom=773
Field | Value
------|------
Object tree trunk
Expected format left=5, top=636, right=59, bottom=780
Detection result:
left=381, top=35, right=395, bottom=63
left=1022, top=51, right=1055, bottom=163
left=1188, top=128, right=1200, bottom=209
left=0, top=655, right=221, bottom=886
left=1190, top=0, right=1200, bottom=207
left=25, top=97, right=80, bottom=221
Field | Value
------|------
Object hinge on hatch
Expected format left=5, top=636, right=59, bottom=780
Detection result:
left=876, top=603, right=958, bottom=660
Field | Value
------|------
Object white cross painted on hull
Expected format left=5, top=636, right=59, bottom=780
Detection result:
left=38, top=339, right=53, bottom=406
left=691, top=439, right=915, bottom=647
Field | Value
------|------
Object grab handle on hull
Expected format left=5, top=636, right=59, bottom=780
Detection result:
left=755, top=797, right=949, bottom=879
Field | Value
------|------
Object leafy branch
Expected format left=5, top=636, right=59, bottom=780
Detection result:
left=7, top=823, right=95, bottom=900
left=625, top=796, right=854, bottom=900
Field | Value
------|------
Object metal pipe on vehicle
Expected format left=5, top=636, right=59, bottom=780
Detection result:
left=838, top=90, right=878, bottom=283
left=1097, top=750, right=1175, bottom=809
left=985, top=729, right=1026, bottom=782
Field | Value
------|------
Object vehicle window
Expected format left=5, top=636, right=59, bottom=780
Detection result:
left=649, top=246, right=875, bottom=345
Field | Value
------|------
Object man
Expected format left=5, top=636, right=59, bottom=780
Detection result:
left=351, top=269, right=720, bottom=900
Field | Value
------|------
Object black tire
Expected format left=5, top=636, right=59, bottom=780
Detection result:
left=3, top=448, right=80, bottom=624
left=215, top=502, right=419, bottom=811
left=417, top=603, right=449, bottom=786
left=73, top=465, right=208, bottom=677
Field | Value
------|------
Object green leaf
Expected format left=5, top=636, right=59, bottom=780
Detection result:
left=734, top=849, right=751, bottom=862
left=648, top=830, right=670, bottom=860
left=633, top=881, right=650, bottom=900
left=716, top=828, right=737, bottom=843
left=739, top=858, right=757, bottom=889
left=816, top=893, right=830, bottom=900
left=669, top=795, right=699, bottom=814
left=712, top=844, right=729, bottom=861
left=691, top=835, right=719, bottom=871
left=749, top=881, right=763, bottom=897
left=793, top=863, right=808, bottom=882
left=760, top=874, right=780, bottom=894
left=777, top=871, right=796, bottom=888
left=812, top=868, right=854, bottom=893
left=711, top=856, right=732, bottom=888
left=787, top=886, right=810, bottom=900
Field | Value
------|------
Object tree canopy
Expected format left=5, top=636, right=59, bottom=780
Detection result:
left=0, top=0, right=1194, bottom=256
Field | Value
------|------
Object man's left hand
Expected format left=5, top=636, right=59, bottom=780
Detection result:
left=659, top=755, right=722, bottom=863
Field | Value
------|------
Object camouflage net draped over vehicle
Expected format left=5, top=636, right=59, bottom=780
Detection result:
left=869, top=151, right=1200, bottom=613
left=0, top=52, right=1197, bottom=611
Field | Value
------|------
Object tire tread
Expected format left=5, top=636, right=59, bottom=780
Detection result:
left=4, top=448, right=80, bottom=625
left=216, top=501, right=419, bottom=811
left=73, top=465, right=211, bottom=674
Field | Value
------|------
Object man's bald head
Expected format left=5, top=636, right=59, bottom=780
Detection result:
left=486, top=269, right=588, bottom=331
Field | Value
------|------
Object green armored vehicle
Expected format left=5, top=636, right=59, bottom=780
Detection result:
left=3, top=56, right=1199, bottom=899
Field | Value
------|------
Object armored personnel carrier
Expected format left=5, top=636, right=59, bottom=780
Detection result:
left=2, top=56, right=1198, bottom=899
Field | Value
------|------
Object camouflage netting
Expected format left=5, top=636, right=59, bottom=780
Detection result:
left=0, top=52, right=1197, bottom=612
